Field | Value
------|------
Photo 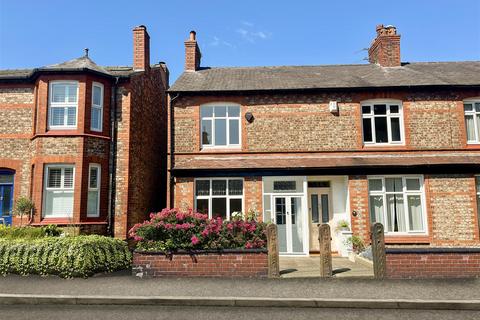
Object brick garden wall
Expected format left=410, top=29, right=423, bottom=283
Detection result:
left=133, top=250, right=268, bottom=278
left=386, top=248, right=480, bottom=279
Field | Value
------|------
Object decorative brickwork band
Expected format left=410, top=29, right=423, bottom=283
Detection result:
left=318, top=223, right=332, bottom=277
left=267, top=224, right=280, bottom=278
left=371, top=222, right=386, bottom=279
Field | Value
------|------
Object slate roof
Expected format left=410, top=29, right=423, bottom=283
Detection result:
left=169, top=61, right=480, bottom=92
left=0, top=55, right=149, bottom=81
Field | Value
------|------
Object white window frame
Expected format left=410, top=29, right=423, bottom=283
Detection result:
left=200, top=103, right=241, bottom=149
left=91, top=82, right=104, bottom=132
left=368, top=175, right=428, bottom=235
left=87, top=164, right=101, bottom=217
left=361, top=99, right=405, bottom=146
left=194, top=177, right=244, bottom=220
left=463, top=98, right=480, bottom=144
left=43, top=164, right=75, bottom=218
left=48, top=81, right=79, bottom=130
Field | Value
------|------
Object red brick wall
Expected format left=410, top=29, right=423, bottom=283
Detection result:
left=348, top=175, right=370, bottom=244
left=386, top=250, right=480, bottom=279
left=133, top=251, right=268, bottom=277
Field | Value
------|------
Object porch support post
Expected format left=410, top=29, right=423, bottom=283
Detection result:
left=371, top=222, right=386, bottom=279
left=318, top=223, right=332, bottom=277
left=267, top=223, right=280, bottom=278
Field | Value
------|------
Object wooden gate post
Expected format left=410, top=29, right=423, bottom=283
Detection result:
left=371, top=222, right=386, bottom=279
left=267, top=224, right=280, bottom=278
left=318, top=223, right=332, bottom=277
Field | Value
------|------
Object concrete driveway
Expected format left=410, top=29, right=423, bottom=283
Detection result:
left=280, top=255, right=373, bottom=278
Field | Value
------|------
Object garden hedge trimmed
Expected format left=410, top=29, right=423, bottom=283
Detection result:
left=0, top=235, right=131, bottom=278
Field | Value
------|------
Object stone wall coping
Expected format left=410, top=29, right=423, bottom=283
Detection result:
left=134, top=248, right=267, bottom=255
left=386, top=247, right=480, bottom=254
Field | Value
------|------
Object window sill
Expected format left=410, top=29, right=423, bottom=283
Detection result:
left=33, top=218, right=107, bottom=225
left=200, top=147, right=242, bottom=153
left=31, top=132, right=110, bottom=140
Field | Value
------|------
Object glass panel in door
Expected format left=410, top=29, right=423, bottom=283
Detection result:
left=275, top=197, right=287, bottom=253
left=290, top=197, right=303, bottom=253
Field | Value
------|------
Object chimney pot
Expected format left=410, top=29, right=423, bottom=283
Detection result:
left=184, top=30, right=201, bottom=71
left=133, top=25, right=150, bottom=71
left=368, top=24, right=401, bottom=67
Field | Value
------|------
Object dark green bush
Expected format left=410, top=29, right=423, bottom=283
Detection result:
left=0, top=235, right=131, bottom=278
left=0, top=225, right=61, bottom=240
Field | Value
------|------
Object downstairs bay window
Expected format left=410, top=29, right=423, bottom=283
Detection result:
left=195, top=178, right=243, bottom=219
left=43, top=165, right=75, bottom=218
left=87, top=164, right=101, bottom=217
left=368, top=176, right=426, bottom=234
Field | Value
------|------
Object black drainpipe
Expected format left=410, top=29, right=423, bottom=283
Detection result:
left=169, top=93, right=180, bottom=208
left=107, top=77, right=120, bottom=236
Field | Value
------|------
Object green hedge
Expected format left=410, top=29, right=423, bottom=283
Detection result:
left=0, top=235, right=132, bottom=278
left=0, top=225, right=62, bottom=239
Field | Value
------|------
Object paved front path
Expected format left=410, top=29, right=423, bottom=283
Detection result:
left=1, top=273, right=480, bottom=301
left=280, top=256, right=373, bottom=278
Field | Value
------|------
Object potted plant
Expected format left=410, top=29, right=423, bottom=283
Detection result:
left=336, top=220, right=350, bottom=232
left=13, top=196, right=35, bottom=227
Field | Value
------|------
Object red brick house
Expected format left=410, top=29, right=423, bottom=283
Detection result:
left=168, top=26, right=480, bottom=256
left=0, top=26, right=168, bottom=239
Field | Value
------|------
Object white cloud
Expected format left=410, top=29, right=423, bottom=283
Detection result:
left=209, top=36, right=235, bottom=48
left=236, top=22, right=271, bottom=43
left=241, top=20, right=254, bottom=27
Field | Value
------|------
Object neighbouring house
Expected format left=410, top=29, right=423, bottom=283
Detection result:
left=168, top=26, right=480, bottom=256
left=0, top=25, right=168, bottom=238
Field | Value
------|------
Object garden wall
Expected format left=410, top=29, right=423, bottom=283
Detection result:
left=386, top=248, right=480, bottom=279
left=133, top=249, right=268, bottom=278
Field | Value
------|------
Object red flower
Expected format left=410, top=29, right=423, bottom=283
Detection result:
left=191, top=235, right=200, bottom=245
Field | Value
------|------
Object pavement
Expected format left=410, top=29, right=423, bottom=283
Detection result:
left=1, top=272, right=480, bottom=311
left=280, top=256, right=373, bottom=278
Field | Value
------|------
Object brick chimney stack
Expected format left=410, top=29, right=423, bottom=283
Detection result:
left=133, top=25, right=150, bottom=71
left=184, top=31, right=201, bottom=71
left=368, top=24, right=401, bottom=67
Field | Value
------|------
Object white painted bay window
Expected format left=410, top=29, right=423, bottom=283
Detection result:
left=368, top=176, right=426, bottom=234
left=362, top=101, right=404, bottom=145
left=195, top=178, right=243, bottom=219
left=91, top=83, right=104, bottom=132
left=464, top=100, right=480, bottom=143
left=87, top=164, right=101, bottom=217
left=43, top=165, right=75, bottom=218
left=200, top=105, right=240, bottom=148
left=48, top=81, right=78, bottom=129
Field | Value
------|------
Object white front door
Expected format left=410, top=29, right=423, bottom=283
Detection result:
left=274, top=196, right=304, bottom=254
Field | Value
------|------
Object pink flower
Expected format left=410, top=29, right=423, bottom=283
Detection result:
left=191, top=235, right=200, bottom=245
left=245, top=242, right=253, bottom=249
left=227, top=223, right=233, bottom=231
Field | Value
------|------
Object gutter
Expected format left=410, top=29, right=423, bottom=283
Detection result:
left=107, top=77, right=120, bottom=236
left=168, top=93, right=180, bottom=208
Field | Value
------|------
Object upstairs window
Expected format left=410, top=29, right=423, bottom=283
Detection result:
left=91, top=83, right=104, bottom=132
left=201, top=105, right=240, bottom=148
left=49, top=82, right=78, bottom=129
left=362, top=101, right=403, bottom=145
left=464, top=100, right=480, bottom=144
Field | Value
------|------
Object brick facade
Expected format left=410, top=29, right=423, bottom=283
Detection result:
left=133, top=250, right=268, bottom=278
left=0, top=26, right=168, bottom=239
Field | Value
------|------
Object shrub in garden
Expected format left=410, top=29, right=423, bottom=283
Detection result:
left=0, top=235, right=131, bottom=278
left=0, top=224, right=61, bottom=240
left=129, top=208, right=267, bottom=252
left=346, top=235, right=366, bottom=253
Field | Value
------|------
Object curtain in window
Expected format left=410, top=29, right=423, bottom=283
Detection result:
left=408, top=195, right=423, bottom=231
left=369, top=195, right=384, bottom=226
left=465, top=115, right=476, bottom=141
left=387, top=194, right=405, bottom=232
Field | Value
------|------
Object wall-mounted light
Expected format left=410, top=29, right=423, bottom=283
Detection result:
left=352, top=210, right=358, bottom=217
left=245, top=112, right=254, bottom=123
left=329, top=100, right=338, bottom=113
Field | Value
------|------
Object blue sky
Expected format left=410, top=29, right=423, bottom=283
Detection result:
left=0, top=0, right=479, bottom=82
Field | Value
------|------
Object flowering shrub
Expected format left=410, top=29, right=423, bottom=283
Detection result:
left=129, top=208, right=268, bottom=252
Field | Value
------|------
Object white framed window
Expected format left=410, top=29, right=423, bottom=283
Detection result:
left=87, top=164, right=101, bottom=217
left=368, top=175, right=427, bottom=235
left=91, top=82, right=104, bottom=132
left=48, top=81, right=79, bottom=129
left=464, top=99, right=480, bottom=144
left=361, top=100, right=404, bottom=145
left=194, top=178, right=244, bottom=219
left=200, top=104, right=241, bottom=148
left=43, top=165, right=75, bottom=218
